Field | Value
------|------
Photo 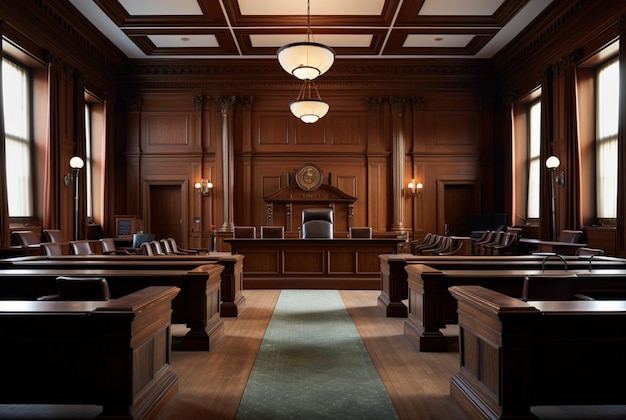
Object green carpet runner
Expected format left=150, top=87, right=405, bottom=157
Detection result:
left=236, top=290, right=399, bottom=419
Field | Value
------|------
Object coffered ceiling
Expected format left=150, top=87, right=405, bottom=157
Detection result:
left=68, top=0, right=554, bottom=60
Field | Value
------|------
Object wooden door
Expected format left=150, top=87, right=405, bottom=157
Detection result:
left=438, top=182, right=479, bottom=236
left=149, top=185, right=183, bottom=243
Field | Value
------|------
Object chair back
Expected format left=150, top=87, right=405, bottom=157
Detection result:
left=41, top=242, right=64, bottom=256
left=70, top=240, right=94, bottom=255
left=140, top=242, right=153, bottom=256
left=43, top=229, right=65, bottom=243
left=13, top=230, right=39, bottom=246
left=575, top=247, right=604, bottom=256
left=100, top=238, right=116, bottom=253
left=261, top=226, right=284, bottom=238
left=160, top=239, right=174, bottom=254
left=234, top=226, right=257, bottom=238
left=55, top=276, right=110, bottom=301
left=302, top=208, right=333, bottom=239
left=349, top=227, right=372, bottom=239
left=132, top=233, right=155, bottom=248
left=167, top=238, right=199, bottom=255
left=302, top=220, right=333, bottom=239
left=559, top=229, right=583, bottom=243
left=522, top=274, right=579, bottom=301
left=302, top=208, right=334, bottom=224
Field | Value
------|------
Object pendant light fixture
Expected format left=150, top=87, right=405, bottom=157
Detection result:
left=290, top=79, right=329, bottom=123
left=277, top=0, right=335, bottom=81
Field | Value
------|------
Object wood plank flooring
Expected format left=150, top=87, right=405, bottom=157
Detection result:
left=2, top=290, right=626, bottom=419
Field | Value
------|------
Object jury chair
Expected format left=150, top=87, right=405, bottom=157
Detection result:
left=41, top=242, right=65, bottom=256
left=43, top=229, right=66, bottom=243
left=558, top=229, right=583, bottom=243
left=167, top=238, right=201, bottom=255
left=70, top=240, right=94, bottom=255
left=575, top=247, right=604, bottom=256
left=140, top=242, right=153, bottom=256
left=12, top=230, right=40, bottom=246
left=301, top=208, right=333, bottom=239
left=37, top=276, right=110, bottom=301
left=261, top=226, right=285, bottom=239
left=349, top=227, right=372, bottom=239
left=234, top=226, right=257, bottom=238
left=99, top=238, right=131, bottom=255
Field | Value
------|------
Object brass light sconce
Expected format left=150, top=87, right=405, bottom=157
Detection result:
left=407, top=179, right=423, bottom=196
left=195, top=179, right=213, bottom=196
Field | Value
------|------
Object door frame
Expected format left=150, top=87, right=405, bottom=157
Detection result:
left=142, top=177, right=189, bottom=246
left=437, top=179, right=481, bottom=235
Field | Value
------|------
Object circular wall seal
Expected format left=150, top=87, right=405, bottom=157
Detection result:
left=295, top=164, right=323, bottom=191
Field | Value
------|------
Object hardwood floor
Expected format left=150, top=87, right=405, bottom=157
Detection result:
left=162, top=289, right=466, bottom=419
left=2, top=289, right=626, bottom=419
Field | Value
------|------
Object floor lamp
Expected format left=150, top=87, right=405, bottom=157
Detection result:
left=546, top=155, right=561, bottom=241
left=69, top=156, right=84, bottom=241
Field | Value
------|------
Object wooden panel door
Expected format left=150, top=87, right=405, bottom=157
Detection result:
left=438, top=181, right=479, bottom=236
left=149, top=185, right=183, bottom=243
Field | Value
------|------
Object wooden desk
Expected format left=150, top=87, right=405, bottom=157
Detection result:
left=449, top=285, right=626, bottom=419
left=0, top=286, right=180, bottom=419
left=0, top=253, right=246, bottom=317
left=404, top=264, right=626, bottom=352
left=0, top=265, right=224, bottom=351
left=226, top=238, right=403, bottom=289
left=378, top=254, right=626, bottom=318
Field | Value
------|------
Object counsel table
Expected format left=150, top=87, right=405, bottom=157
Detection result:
left=226, top=238, right=404, bottom=289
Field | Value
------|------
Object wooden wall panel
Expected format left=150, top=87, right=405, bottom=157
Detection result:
left=257, top=115, right=290, bottom=145
left=145, top=114, right=189, bottom=145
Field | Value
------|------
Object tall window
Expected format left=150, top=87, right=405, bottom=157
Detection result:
left=2, top=58, right=32, bottom=217
left=596, top=58, right=619, bottom=219
left=526, top=100, right=541, bottom=219
left=85, top=103, right=93, bottom=221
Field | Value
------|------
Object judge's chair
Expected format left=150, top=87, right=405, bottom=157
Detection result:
left=302, top=208, right=333, bottom=239
left=37, top=276, right=110, bottom=301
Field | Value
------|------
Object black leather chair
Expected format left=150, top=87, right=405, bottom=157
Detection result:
left=302, top=208, right=333, bottom=239
left=132, top=233, right=155, bottom=248
left=38, top=276, right=110, bottom=301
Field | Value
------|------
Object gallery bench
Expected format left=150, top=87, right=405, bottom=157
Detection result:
left=404, top=264, right=626, bottom=352
left=0, top=264, right=224, bottom=351
left=449, top=285, right=626, bottom=419
left=0, top=286, right=180, bottom=419
left=378, top=253, right=626, bottom=317
left=0, top=253, right=245, bottom=317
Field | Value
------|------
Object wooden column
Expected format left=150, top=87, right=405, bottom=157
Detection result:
left=217, top=96, right=237, bottom=232
left=390, top=97, right=406, bottom=232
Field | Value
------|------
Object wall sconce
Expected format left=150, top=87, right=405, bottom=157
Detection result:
left=195, top=179, right=213, bottom=196
left=407, top=179, right=423, bottom=196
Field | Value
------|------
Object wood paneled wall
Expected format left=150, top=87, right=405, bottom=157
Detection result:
left=122, top=66, right=494, bottom=248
